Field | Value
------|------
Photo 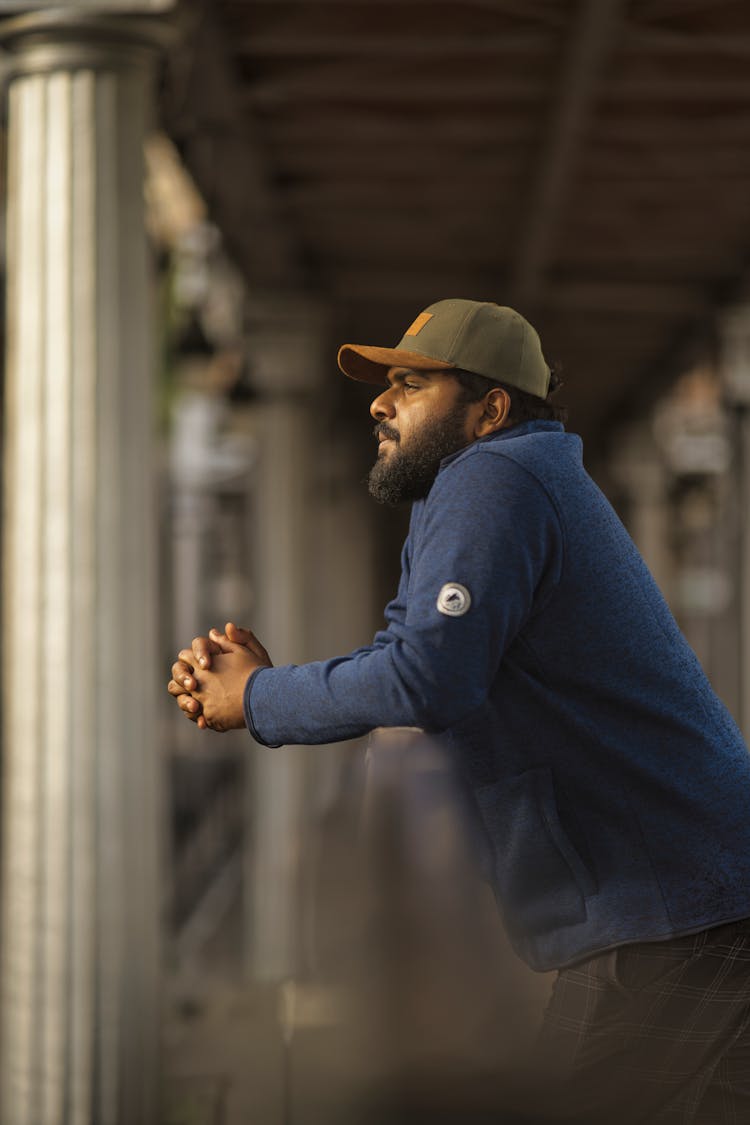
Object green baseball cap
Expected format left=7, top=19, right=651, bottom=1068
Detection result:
left=337, top=298, right=551, bottom=398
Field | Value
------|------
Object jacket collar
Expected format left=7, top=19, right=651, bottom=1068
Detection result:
left=438, top=419, right=564, bottom=471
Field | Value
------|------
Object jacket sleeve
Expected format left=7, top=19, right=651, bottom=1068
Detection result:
left=244, top=449, right=564, bottom=746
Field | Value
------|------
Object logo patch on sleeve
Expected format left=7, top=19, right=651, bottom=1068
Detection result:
left=436, top=583, right=471, bottom=617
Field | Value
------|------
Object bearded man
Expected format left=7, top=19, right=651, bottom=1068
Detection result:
left=168, top=299, right=750, bottom=1123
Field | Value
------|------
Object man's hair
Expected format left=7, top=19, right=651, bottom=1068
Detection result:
left=452, top=365, right=568, bottom=426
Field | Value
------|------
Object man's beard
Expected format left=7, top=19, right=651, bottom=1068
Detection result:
left=367, top=404, right=471, bottom=505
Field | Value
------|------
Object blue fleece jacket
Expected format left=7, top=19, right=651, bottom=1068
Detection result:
left=244, top=421, right=750, bottom=970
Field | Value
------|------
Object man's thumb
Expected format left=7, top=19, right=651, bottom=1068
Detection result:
left=225, top=622, right=253, bottom=645
left=224, top=622, right=272, bottom=665
left=208, top=627, right=241, bottom=653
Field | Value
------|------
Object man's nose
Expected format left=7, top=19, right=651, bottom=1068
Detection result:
left=370, top=387, right=395, bottom=421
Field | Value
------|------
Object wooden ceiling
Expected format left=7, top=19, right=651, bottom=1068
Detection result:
left=162, top=0, right=750, bottom=449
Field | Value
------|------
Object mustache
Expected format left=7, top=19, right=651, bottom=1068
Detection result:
left=374, top=422, right=400, bottom=442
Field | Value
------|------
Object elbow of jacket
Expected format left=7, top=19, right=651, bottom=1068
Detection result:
left=409, top=677, right=488, bottom=730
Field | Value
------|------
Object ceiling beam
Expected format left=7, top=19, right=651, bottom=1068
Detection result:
left=328, top=270, right=494, bottom=303
left=588, top=115, right=750, bottom=144
left=262, top=112, right=750, bottom=148
left=272, top=151, right=523, bottom=178
left=295, top=203, right=741, bottom=245
left=283, top=182, right=520, bottom=209
left=250, top=69, right=549, bottom=106
left=240, top=32, right=555, bottom=58
left=240, top=27, right=750, bottom=61
left=265, top=116, right=533, bottom=146
left=605, top=79, right=750, bottom=101
left=310, top=230, right=502, bottom=261
left=581, top=159, right=750, bottom=183
left=548, top=281, right=707, bottom=316
left=269, top=143, right=750, bottom=181
left=511, top=0, right=626, bottom=307
left=281, top=178, right=750, bottom=218
left=250, top=77, right=750, bottom=105
left=243, top=0, right=565, bottom=20
left=641, top=0, right=735, bottom=18
left=559, top=245, right=739, bottom=269
left=563, top=211, right=747, bottom=238
left=251, top=70, right=750, bottom=108
left=326, top=269, right=706, bottom=316
left=627, top=28, right=750, bottom=57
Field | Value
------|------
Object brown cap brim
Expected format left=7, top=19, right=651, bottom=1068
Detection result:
left=337, top=344, right=454, bottom=386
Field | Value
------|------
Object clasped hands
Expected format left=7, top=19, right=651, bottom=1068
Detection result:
left=167, top=622, right=272, bottom=732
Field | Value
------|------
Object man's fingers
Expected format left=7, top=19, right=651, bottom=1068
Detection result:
left=191, top=635, right=222, bottom=670
left=178, top=693, right=202, bottom=717
left=168, top=678, right=191, bottom=698
left=167, top=681, right=203, bottom=717
left=207, top=635, right=253, bottom=656
left=173, top=657, right=197, bottom=691
left=178, top=696, right=208, bottom=729
left=208, top=625, right=251, bottom=654
left=166, top=666, right=210, bottom=730
left=222, top=622, right=253, bottom=645
left=220, top=622, right=272, bottom=664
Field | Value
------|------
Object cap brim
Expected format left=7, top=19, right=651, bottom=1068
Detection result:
left=337, top=344, right=454, bottom=386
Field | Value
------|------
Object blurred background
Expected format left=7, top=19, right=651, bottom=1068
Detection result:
left=3, top=0, right=750, bottom=1122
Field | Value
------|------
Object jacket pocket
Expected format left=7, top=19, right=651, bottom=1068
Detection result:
left=474, top=767, right=595, bottom=937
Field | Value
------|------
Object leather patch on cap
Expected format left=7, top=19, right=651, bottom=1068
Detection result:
left=405, top=311, right=433, bottom=337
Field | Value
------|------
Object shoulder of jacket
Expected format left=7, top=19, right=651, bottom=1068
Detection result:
left=432, top=438, right=568, bottom=538
left=438, top=438, right=546, bottom=483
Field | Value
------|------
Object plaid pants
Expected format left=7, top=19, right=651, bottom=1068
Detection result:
left=536, top=918, right=750, bottom=1124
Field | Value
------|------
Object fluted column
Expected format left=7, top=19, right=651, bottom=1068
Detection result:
left=0, top=12, right=167, bottom=1124
left=242, top=298, right=329, bottom=981
left=610, top=420, right=673, bottom=601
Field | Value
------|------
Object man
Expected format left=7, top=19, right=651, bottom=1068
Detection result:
left=168, top=299, right=750, bottom=1122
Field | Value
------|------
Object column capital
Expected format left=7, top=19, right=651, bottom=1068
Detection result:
left=0, top=8, right=174, bottom=76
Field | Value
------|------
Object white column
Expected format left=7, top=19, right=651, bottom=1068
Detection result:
left=0, top=13, right=166, bottom=1124
left=240, top=300, right=325, bottom=980
left=241, top=298, right=382, bottom=980
left=610, top=420, right=673, bottom=600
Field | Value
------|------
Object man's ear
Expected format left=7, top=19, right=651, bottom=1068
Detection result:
left=474, top=387, right=510, bottom=437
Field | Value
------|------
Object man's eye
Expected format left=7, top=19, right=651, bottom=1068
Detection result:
left=404, top=382, right=420, bottom=391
